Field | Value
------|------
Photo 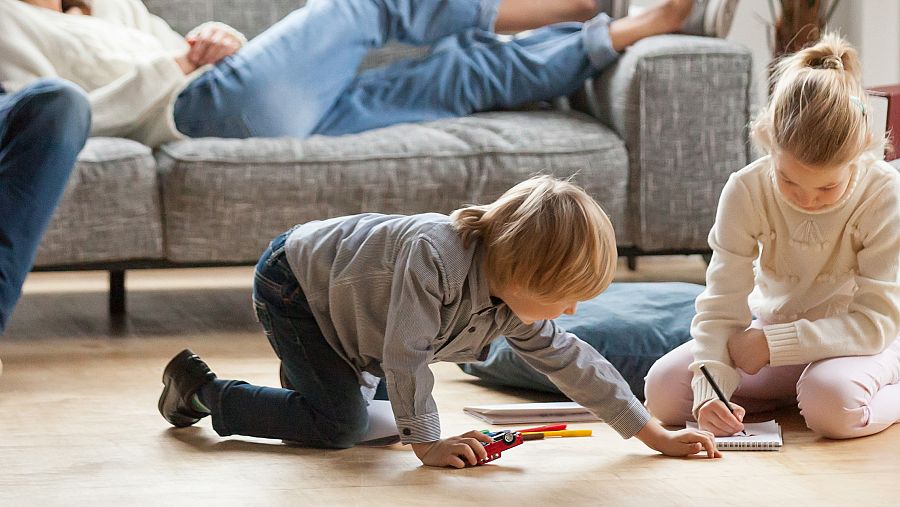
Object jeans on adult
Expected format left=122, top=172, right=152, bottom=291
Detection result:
left=0, top=79, right=90, bottom=333
left=173, top=0, right=618, bottom=138
left=199, top=230, right=370, bottom=448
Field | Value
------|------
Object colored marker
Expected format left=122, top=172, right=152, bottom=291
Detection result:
left=518, top=424, right=568, bottom=433
left=522, top=429, right=592, bottom=438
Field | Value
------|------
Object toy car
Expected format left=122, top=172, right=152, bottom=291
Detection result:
left=478, top=431, right=524, bottom=465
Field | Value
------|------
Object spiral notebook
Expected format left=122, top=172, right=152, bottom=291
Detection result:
left=687, top=420, right=783, bottom=451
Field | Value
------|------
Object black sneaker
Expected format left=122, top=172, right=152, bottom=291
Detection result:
left=158, top=349, right=217, bottom=427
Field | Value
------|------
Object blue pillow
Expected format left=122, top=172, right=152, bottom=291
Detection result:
left=459, top=282, right=703, bottom=400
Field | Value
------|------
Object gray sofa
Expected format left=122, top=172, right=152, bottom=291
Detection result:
left=32, top=0, right=754, bottom=313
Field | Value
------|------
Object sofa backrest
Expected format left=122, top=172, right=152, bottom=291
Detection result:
left=143, top=0, right=302, bottom=39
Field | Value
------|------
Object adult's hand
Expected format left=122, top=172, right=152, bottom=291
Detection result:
left=186, top=24, right=242, bottom=67
left=174, top=54, right=199, bottom=75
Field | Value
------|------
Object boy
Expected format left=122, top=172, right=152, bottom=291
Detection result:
left=159, top=176, right=719, bottom=467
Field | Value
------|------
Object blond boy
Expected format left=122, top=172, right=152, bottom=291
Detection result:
left=159, top=176, right=719, bottom=467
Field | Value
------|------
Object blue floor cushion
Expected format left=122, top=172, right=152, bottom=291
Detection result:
left=459, top=282, right=704, bottom=400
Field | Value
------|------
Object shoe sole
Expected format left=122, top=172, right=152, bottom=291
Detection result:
left=158, top=349, right=202, bottom=427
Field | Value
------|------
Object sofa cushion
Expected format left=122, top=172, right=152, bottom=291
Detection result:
left=34, top=138, right=164, bottom=267
left=459, top=282, right=704, bottom=400
left=157, top=110, right=630, bottom=263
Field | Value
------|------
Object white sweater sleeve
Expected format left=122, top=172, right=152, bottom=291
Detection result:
left=689, top=174, right=761, bottom=415
left=764, top=180, right=900, bottom=365
left=92, top=0, right=189, bottom=53
left=87, top=56, right=186, bottom=137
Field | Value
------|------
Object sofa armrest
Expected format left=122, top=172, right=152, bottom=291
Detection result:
left=573, top=35, right=753, bottom=253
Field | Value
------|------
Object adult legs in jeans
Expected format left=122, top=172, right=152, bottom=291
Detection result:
left=174, top=0, right=704, bottom=139
left=312, top=0, right=704, bottom=136
left=199, top=236, right=367, bottom=448
left=312, top=14, right=619, bottom=136
left=174, top=0, right=501, bottom=138
left=644, top=340, right=806, bottom=425
left=0, top=79, right=90, bottom=334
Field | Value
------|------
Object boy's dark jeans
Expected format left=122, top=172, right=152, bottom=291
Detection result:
left=202, top=231, right=370, bottom=448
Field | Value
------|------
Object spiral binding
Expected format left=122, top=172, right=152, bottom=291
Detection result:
left=719, top=440, right=780, bottom=450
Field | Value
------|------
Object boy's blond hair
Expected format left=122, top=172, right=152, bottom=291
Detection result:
left=752, top=32, right=884, bottom=167
left=451, top=175, right=617, bottom=302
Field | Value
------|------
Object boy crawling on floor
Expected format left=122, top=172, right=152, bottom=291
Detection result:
left=159, top=176, right=719, bottom=467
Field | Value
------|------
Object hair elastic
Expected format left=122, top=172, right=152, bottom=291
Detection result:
left=849, top=95, right=866, bottom=116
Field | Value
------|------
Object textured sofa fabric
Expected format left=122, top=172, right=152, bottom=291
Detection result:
left=459, top=282, right=704, bottom=400
left=33, top=138, right=163, bottom=266
left=31, top=0, right=753, bottom=299
left=158, top=111, right=629, bottom=262
left=577, top=35, right=753, bottom=252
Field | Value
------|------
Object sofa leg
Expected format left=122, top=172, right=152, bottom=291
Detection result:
left=627, top=256, right=637, bottom=271
left=109, top=270, right=126, bottom=315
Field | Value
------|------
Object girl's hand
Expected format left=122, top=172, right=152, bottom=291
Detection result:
left=635, top=420, right=721, bottom=458
left=697, top=399, right=746, bottom=436
left=411, top=430, right=493, bottom=468
left=727, top=328, right=770, bottom=374
left=186, top=25, right=242, bottom=67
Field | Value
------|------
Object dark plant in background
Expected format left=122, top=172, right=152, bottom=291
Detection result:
left=767, top=0, right=841, bottom=58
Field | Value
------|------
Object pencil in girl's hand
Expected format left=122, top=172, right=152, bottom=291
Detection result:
left=699, top=363, right=747, bottom=436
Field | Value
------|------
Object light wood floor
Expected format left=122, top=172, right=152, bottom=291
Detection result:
left=2, top=257, right=898, bottom=506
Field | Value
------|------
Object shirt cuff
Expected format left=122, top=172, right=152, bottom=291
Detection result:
left=396, top=412, right=442, bottom=445
left=689, top=364, right=740, bottom=419
left=607, top=397, right=652, bottom=439
left=764, top=322, right=803, bottom=366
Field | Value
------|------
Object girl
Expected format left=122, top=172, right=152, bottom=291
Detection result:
left=645, top=33, right=900, bottom=440
left=158, top=176, right=721, bottom=468
left=1, top=0, right=737, bottom=147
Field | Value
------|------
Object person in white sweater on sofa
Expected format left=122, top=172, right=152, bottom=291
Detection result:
left=0, top=0, right=738, bottom=147
left=644, top=33, right=900, bottom=440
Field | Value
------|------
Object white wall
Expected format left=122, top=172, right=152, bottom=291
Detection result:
left=630, top=0, right=900, bottom=107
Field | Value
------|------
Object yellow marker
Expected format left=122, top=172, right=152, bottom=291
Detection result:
left=522, top=429, right=592, bottom=438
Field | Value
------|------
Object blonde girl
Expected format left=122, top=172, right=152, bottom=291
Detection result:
left=645, top=33, right=900, bottom=439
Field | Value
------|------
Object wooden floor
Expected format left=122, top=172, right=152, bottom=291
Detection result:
left=2, top=256, right=898, bottom=506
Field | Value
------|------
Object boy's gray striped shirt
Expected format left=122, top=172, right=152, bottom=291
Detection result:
left=285, top=213, right=651, bottom=444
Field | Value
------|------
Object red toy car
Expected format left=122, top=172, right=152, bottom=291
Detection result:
left=478, top=431, right=524, bottom=465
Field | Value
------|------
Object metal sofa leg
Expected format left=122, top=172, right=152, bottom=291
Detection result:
left=109, top=270, right=126, bottom=315
left=627, top=256, right=637, bottom=271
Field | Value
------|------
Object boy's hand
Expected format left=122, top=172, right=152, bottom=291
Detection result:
left=697, top=399, right=746, bottom=436
left=411, top=430, right=493, bottom=468
left=727, top=328, right=770, bottom=374
left=635, top=420, right=721, bottom=458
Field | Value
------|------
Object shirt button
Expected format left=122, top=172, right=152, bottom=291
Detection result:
left=402, top=428, right=412, bottom=436
left=468, top=327, right=476, bottom=333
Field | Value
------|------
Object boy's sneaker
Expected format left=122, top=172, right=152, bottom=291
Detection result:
left=680, top=0, right=739, bottom=38
left=158, top=349, right=217, bottom=427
